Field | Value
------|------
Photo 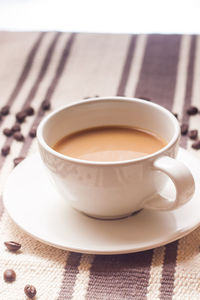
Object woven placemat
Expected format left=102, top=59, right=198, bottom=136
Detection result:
left=0, top=32, right=200, bottom=299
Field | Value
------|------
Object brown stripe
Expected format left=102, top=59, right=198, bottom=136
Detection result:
left=21, top=32, right=61, bottom=110
left=41, top=33, right=76, bottom=104
left=159, top=35, right=197, bottom=300
left=116, top=35, right=137, bottom=96
left=7, top=32, right=45, bottom=106
left=180, top=35, right=196, bottom=148
left=0, top=32, right=62, bottom=169
left=135, top=34, right=181, bottom=110
left=19, top=33, right=76, bottom=158
left=87, top=251, right=153, bottom=299
left=58, top=252, right=82, bottom=300
left=0, top=32, right=45, bottom=130
left=160, top=242, right=178, bottom=300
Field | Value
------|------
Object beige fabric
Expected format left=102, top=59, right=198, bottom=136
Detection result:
left=0, top=213, right=68, bottom=300
left=172, top=35, right=191, bottom=118
left=72, top=255, right=94, bottom=300
left=187, top=35, right=200, bottom=159
left=125, top=34, right=147, bottom=96
left=147, top=247, right=165, bottom=300
left=0, top=32, right=200, bottom=299
left=52, top=33, right=130, bottom=107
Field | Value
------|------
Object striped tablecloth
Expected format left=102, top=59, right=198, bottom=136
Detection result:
left=0, top=32, right=200, bottom=299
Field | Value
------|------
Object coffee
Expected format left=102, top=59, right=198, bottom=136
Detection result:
left=53, top=126, right=166, bottom=162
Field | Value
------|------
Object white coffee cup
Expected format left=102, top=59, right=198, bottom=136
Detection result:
left=37, top=97, right=195, bottom=219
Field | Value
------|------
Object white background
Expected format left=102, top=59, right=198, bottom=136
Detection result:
left=0, top=0, right=200, bottom=34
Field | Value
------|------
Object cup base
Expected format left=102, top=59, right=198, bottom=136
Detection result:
left=77, top=208, right=143, bottom=220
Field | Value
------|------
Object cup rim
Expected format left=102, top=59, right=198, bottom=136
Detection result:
left=37, top=97, right=180, bottom=166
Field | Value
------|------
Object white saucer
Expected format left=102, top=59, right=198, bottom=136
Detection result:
left=3, top=148, right=200, bottom=255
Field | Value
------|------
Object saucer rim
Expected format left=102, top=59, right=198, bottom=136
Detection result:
left=3, top=148, right=200, bottom=255
left=4, top=206, right=200, bottom=255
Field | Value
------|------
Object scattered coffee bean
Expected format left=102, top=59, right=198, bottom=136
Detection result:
left=173, top=113, right=178, bottom=119
left=24, top=285, right=37, bottom=298
left=24, top=106, right=34, bottom=116
left=13, top=132, right=24, bottom=141
left=181, top=123, right=189, bottom=135
left=189, top=129, right=198, bottom=140
left=3, top=269, right=16, bottom=282
left=41, top=100, right=50, bottom=110
left=13, top=157, right=25, bottom=167
left=29, top=127, right=37, bottom=138
left=138, top=96, right=152, bottom=102
left=186, top=106, right=198, bottom=115
left=4, top=241, right=21, bottom=252
left=1, top=105, right=10, bottom=116
left=3, top=128, right=13, bottom=137
left=192, top=140, right=200, bottom=150
left=1, top=145, right=10, bottom=156
left=11, top=123, right=21, bottom=133
left=83, top=96, right=90, bottom=99
left=16, top=111, right=27, bottom=123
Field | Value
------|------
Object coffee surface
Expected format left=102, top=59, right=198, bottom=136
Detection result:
left=53, top=126, right=166, bottom=162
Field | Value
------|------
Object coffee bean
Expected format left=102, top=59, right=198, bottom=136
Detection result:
left=29, top=127, right=37, bottom=138
left=3, top=128, right=13, bottom=137
left=13, top=132, right=24, bottom=141
left=13, top=156, right=25, bottom=167
left=3, top=269, right=16, bottom=282
left=4, top=241, right=21, bottom=252
left=173, top=113, right=178, bottom=119
left=138, top=96, right=152, bottom=102
left=16, top=111, right=27, bottom=123
left=189, top=129, right=198, bottom=140
left=186, top=106, right=198, bottom=115
left=24, top=106, right=34, bottom=116
left=181, top=123, right=189, bottom=135
left=83, top=96, right=90, bottom=99
left=1, top=105, right=10, bottom=116
left=1, top=145, right=10, bottom=156
left=11, top=124, right=21, bottom=133
left=192, top=140, right=200, bottom=150
left=24, top=285, right=37, bottom=298
left=41, top=100, right=50, bottom=110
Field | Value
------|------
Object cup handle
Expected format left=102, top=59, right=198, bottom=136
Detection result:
left=143, top=156, right=195, bottom=211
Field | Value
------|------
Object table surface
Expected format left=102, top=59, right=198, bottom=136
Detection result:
left=0, top=31, right=200, bottom=299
